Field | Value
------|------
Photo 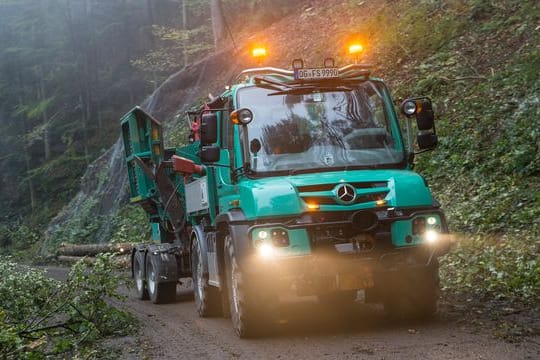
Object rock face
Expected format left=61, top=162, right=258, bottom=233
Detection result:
left=43, top=48, right=241, bottom=252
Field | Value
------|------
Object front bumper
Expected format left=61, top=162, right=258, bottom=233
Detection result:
left=243, top=207, right=451, bottom=295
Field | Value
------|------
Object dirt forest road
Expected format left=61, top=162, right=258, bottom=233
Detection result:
left=44, top=267, right=539, bottom=359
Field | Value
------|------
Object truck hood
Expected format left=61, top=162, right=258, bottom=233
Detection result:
left=238, top=170, right=433, bottom=220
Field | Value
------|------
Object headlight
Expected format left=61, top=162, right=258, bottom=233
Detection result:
left=425, top=230, right=438, bottom=244
left=256, top=243, right=274, bottom=258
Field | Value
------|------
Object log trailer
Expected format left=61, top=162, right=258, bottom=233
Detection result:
left=120, top=47, right=451, bottom=337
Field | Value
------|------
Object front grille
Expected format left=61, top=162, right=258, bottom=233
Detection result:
left=298, top=181, right=388, bottom=206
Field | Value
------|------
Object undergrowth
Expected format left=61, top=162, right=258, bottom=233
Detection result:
left=0, top=254, right=136, bottom=359
left=336, top=0, right=539, bottom=304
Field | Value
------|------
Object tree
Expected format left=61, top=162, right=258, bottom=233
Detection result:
left=210, top=0, right=226, bottom=46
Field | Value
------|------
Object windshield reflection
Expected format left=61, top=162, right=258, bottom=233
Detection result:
left=237, top=81, right=404, bottom=174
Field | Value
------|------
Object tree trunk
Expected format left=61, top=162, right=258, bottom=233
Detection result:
left=37, top=68, right=51, bottom=161
left=57, top=243, right=134, bottom=257
left=181, top=0, right=189, bottom=65
left=210, top=0, right=227, bottom=47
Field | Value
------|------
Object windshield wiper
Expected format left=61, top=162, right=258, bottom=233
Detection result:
left=253, top=75, right=293, bottom=92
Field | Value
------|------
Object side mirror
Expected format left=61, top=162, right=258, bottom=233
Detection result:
left=401, top=97, right=435, bottom=130
left=417, top=132, right=438, bottom=150
left=200, top=146, right=220, bottom=163
left=201, top=113, right=218, bottom=145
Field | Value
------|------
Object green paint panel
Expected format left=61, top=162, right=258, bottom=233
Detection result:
left=237, top=169, right=433, bottom=220
left=151, top=223, right=161, bottom=242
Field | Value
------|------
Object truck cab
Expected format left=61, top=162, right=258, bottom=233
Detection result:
left=122, top=58, right=451, bottom=338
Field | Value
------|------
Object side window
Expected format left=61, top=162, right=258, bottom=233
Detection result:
left=221, top=99, right=233, bottom=149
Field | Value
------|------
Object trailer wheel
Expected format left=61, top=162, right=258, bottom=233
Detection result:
left=192, top=236, right=222, bottom=317
left=383, top=262, right=440, bottom=320
left=133, top=250, right=149, bottom=300
left=224, top=234, right=263, bottom=338
left=146, top=255, right=176, bottom=304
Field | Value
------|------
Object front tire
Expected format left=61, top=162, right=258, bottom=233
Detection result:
left=192, top=236, right=222, bottom=317
left=224, top=234, right=265, bottom=338
left=383, top=262, right=440, bottom=320
left=146, top=255, right=176, bottom=304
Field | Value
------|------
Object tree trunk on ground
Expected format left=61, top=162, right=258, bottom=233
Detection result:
left=57, top=243, right=135, bottom=257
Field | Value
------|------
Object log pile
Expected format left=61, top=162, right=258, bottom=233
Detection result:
left=56, top=243, right=134, bottom=268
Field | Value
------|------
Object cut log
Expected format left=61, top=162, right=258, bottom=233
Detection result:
left=57, top=243, right=134, bottom=257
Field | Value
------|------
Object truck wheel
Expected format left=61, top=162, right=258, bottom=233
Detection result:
left=146, top=255, right=176, bottom=304
left=191, top=236, right=222, bottom=317
left=133, top=250, right=149, bottom=300
left=224, top=234, right=262, bottom=338
left=383, top=263, right=440, bottom=320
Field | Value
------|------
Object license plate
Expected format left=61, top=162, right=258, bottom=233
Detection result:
left=294, top=67, right=339, bottom=80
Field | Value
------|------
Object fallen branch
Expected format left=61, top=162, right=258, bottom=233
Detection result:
left=440, top=75, right=487, bottom=82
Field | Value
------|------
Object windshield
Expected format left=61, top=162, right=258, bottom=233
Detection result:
left=236, top=81, right=405, bottom=174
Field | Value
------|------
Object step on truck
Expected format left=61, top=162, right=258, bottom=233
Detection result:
left=120, top=48, right=451, bottom=337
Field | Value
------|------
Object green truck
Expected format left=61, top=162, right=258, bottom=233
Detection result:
left=120, top=58, right=450, bottom=337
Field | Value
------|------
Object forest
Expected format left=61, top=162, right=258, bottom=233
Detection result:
left=0, top=0, right=297, bottom=236
left=0, top=0, right=539, bottom=357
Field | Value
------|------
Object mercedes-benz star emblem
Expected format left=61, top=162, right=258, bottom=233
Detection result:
left=335, top=184, right=356, bottom=204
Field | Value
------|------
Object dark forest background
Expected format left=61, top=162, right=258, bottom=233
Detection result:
left=0, top=0, right=298, bottom=229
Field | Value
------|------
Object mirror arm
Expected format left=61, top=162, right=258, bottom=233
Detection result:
left=414, top=148, right=434, bottom=155
left=405, top=117, right=415, bottom=153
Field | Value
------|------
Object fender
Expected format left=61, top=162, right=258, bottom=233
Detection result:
left=146, top=243, right=178, bottom=284
left=191, top=225, right=209, bottom=276
left=216, top=209, right=254, bottom=273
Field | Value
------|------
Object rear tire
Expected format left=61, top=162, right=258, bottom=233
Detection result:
left=146, top=255, right=176, bottom=304
left=133, top=250, right=149, bottom=300
left=192, top=236, right=222, bottom=317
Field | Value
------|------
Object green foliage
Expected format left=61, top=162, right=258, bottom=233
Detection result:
left=0, top=254, right=136, bottom=358
left=440, top=233, right=540, bottom=302
left=0, top=225, right=41, bottom=259
left=371, top=0, right=540, bottom=301
left=45, top=197, right=103, bottom=253
left=109, top=205, right=150, bottom=244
